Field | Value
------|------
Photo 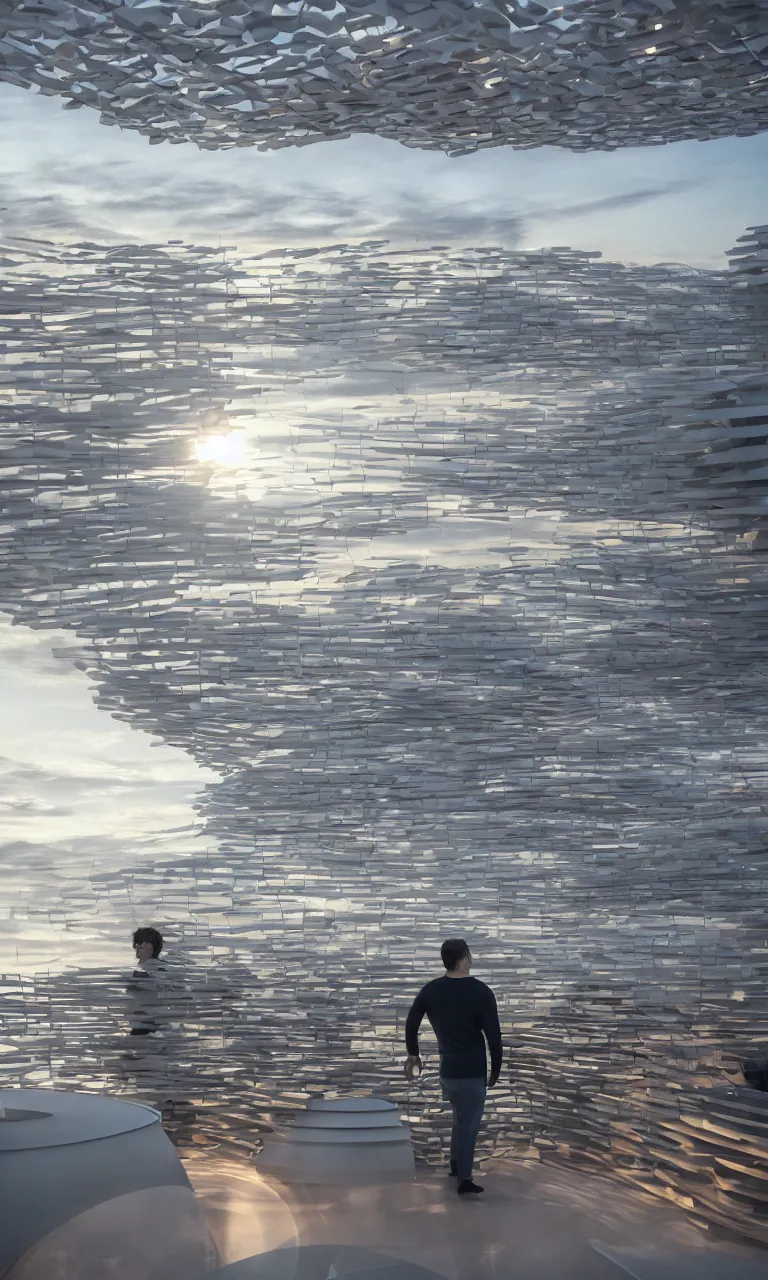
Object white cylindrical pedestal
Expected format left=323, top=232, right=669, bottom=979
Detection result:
left=0, top=1087, right=216, bottom=1279
left=258, top=1097, right=415, bottom=1185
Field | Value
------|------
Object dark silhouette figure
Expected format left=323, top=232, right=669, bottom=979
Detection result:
left=405, top=939, right=502, bottom=1197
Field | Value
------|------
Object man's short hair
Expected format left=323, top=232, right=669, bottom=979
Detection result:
left=132, top=927, right=163, bottom=958
left=441, top=938, right=470, bottom=971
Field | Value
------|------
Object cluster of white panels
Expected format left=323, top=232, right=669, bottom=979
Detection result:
left=0, top=226, right=767, bottom=1243
left=0, top=1, right=767, bottom=153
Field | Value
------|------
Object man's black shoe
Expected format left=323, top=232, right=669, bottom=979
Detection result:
left=457, top=1180, right=483, bottom=1196
left=449, top=1161, right=458, bottom=1178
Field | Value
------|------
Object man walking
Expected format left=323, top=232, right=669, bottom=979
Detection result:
left=404, top=938, right=502, bottom=1197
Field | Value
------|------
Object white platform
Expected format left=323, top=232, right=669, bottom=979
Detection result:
left=0, top=1087, right=158, bottom=1150
left=0, top=1087, right=216, bottom=1279
left=259, top=1096, right=415, bottom=1185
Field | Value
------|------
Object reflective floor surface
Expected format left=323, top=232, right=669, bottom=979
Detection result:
left=186, top=1159, right=768, bottom=1280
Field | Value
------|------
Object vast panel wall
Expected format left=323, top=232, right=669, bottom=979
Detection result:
left=0, top=226, right=768, bottom=1242
left=1, top=0, right=768, bottom=153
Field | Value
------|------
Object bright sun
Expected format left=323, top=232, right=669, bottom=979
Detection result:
left=195, top=431, right=246, bottom=468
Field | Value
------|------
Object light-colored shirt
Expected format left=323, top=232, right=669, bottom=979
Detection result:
left=126, top=957, right=169, bottom=1032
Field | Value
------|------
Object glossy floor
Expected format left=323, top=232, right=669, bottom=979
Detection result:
left=186, top=1159, right=768, bottom=1280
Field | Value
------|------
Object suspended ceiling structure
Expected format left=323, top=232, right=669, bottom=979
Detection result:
left=0, top=1, right=766, bottom=152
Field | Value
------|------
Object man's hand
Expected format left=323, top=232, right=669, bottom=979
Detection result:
left=404, top=1054, right=422, bottom=1082
left=488, top=1072, right=499, bottom=1089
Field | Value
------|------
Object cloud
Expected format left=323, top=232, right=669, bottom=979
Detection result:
left=0, top=156, right=698, bottom=252
left=0, top=161, right=524, bottom=247
left=0, top=183, right=110, bottom=241
left=0, top=756, right=177, bottom=791
left=0, top=618, right=83, bottom=681
left=537, top=180, right=702, bottom=222
left=0, top=82, right=704, bottom=254
left=0, top=795, right=73, bottom=816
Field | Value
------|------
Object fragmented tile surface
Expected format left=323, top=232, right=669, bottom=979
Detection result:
left=1, top=1, right=768, bottom=153
left=0, top=225, right=767, bottom=1243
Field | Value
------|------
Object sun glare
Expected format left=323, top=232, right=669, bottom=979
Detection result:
left=195, top=431, right=247, bottom=468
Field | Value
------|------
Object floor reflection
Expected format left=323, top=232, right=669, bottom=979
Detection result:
left=186, top=1160, right=768, bottom=1280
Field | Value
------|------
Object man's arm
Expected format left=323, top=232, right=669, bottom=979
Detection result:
left=404, top=989, right=427, bottom=1080
left=405, top=989, right=426, bottom=1057
left=481, top=988, right=503, bottom=1087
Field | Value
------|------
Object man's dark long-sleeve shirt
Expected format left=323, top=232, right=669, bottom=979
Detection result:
left=405, top=976, right=502, bottom=1081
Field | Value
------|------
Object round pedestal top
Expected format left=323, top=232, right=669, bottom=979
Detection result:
left=0, top=1088, right=159, bottom=1151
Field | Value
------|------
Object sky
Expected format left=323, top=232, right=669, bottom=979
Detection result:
left=1, top=81, right=768, bottom=267
left=0, top=76, right=766, bottom=977
left=0, top=616, right=216, bottom=973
